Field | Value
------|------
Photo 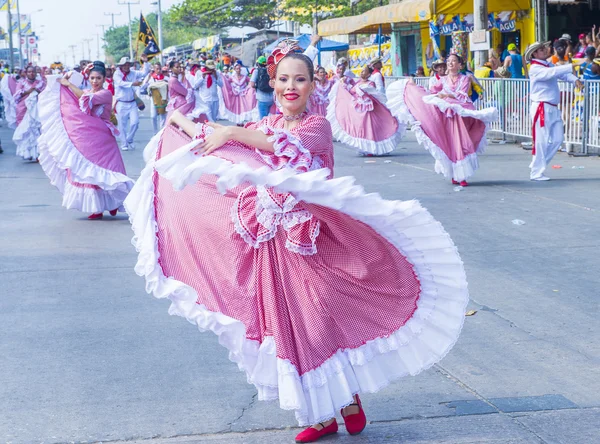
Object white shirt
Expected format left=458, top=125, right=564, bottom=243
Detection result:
left=529, top=59, right=578, bottom=105
left=191, top=70, right=223, bottom=103
left=113, top=63, right=151, bottom=102
left=369, top=71, right=385, bottom=94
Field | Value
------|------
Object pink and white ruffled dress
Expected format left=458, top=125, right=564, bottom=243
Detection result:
left=327, top=78, right=405, bottom=156
left=308, top=79, right=333, bottom=116
left=13, top=77, right=47, bottom=160
left=218, top=73, right=258, bottom=124
left=387, top=76, right=498, bottom=181
left=124, top=112, right=469, bottom=426
left=38, top=78, right=134, bottom=214
left=166, top=74, right=195, bottom=122
left=1, top=74, right=18, bottom=129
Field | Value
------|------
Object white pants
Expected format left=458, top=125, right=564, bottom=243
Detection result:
left=530, top=102, right=563, bottom=179
left=150, top=105, right=166, bottom=133
left=206, top=100, right=219, bottom=122
left=116, top=101, right=139, bottom=147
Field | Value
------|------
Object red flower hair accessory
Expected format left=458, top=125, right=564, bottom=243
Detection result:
left=267, top=39, right=302, bottom=79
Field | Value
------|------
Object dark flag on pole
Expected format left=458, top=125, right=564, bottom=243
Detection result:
left=137, top=13, right=160, bottom=60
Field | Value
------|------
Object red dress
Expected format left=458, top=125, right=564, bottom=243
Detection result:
left=125, top=112, right=468, bottom=426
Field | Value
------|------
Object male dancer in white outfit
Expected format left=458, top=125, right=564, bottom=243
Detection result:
left=368, top=57, right=386, bottom=95
left=113, top=54, right=150, bottom=150
left=525, top=41, right=582, bottom=181
left=191, top=59, right=222, bottom=122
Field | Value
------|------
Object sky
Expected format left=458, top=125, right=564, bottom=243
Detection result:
left=11, top=0, right=182, bottom=66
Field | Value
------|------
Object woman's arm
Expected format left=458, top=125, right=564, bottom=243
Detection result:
left=58, top=77, right=84, bottom=98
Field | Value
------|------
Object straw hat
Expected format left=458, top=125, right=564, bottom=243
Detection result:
left=431, top=58, right=446, bottom=67
left=494, top=66, right=511, bottom=78
left=117, top=57, right=131, bottom=66
left=369, top=57, right=382, bottom=66
left=524, top=41, right=551, bottom=62
left=337, top=57, right=348, bottom=66
left=204, top=60, right=216, bottom=70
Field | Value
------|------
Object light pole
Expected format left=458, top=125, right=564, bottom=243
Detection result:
left=150, top=0, right=164, bottom=62
left=96, top=24, right=110, bottom=61
left=84, top=38, right=93, bottom=60
left=104, top=12, right=122, bottom=28
left=118, top=1, right=140, bottom=60
left=69, top=44, right=77, bottom=66
left=16, top=0, right=23, bottom=67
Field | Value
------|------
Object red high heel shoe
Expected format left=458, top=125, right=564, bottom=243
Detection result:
left=341, top=395, right=367, bottom=435
left=460, top=180, right=468, bottom=187
left=109, top=209, right=118, bottom=216
left=452, top=179, right=460, bottom=185
left=87, top=213, right=103, bottom=220
left=295, top=420, right=338, bottom=443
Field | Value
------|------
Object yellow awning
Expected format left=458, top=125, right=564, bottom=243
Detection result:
left=318, top=0, right=431, bottom=36
left=318, top=0, right=530, bottom=36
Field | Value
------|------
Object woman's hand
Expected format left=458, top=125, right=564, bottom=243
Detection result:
left=58, top=77, right=71, bottom=87
left=191, top=122, right=230, bottom=156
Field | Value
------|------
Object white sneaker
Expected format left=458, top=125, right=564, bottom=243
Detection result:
left=121, top=145, right=129, bottom=151
left=531, top=175, right=550, bottom=181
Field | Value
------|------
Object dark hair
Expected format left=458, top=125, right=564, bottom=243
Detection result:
left=90, top=61, right=106, bottom=78
left=154, top=61, right=162, bottom=67
left=275, top=53, right=314, bottom=81
left=169, top=60, right=179, bottom=69
left=585, top=46, right=596, bottom=59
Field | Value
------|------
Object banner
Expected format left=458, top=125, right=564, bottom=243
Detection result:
left=347, top=43, right=392, bottom=76
left=11, top=14, right=31, bottom=35
left=430, top=11, right=518, bottom=36
left=0, top=0, right=15, bottom=11
left=137, top=13, right=160, bottom=60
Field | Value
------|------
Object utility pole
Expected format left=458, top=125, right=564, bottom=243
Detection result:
left=7, top=3, right=14, bottom=69
left=80, top=40, right=85, bottom=60
left=16, top=0, right=23, bottom=66
left=84, top=38, right=93, bottom=60
left=104, top=12, right=122, bottom=28
left=68, top=44, right=77, bottom=66
left=473, top=0, right=488, bottom=68
left=96, top=24, right=109, bottom=61
left=118, top=1, right=140, bottom=60
left=157, top=0, right=163, bottom=63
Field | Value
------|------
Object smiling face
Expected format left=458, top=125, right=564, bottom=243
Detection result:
left=533, top=45, right=549, bottom=60
left=234, top=64, right=241, bottom=74
left=89, top=70, right=105, bottom=90
left=274, top=56, right=314, bottom=116
left=446, top=54, right=461, bottom=74
left=26, top=66, right=36, bottom=81
left=121, top=63, right=131, bottom=74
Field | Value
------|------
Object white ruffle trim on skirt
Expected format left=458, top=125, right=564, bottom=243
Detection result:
left=124, top=137, right=469, bottom=426
left=388, top=80, right=492, bottom=182
left=37, top=81, right=134, bottom=213
left=327, top=83, right=405, bottom=156
left=422, top=94, right=499, bottom=123
left=13, top=95, right=41, bottom=160
left=218, top=88, right=259, bottom=124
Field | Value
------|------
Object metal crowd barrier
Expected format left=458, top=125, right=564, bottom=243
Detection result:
left=386, top=76, right=600, bottom=155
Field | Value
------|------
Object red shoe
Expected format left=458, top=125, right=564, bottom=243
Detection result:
left=109, top=209, right=118, bottom=216
left=460, top=180, right=468, bottom=187
left=87, top=213, right=103, bottom=220
left=452, top=179, right=460, bottom=185
left=341, top=395, right=367, bottom=435
left=295, top=420, right=338, bottom=443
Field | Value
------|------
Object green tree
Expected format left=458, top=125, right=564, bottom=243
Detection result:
left=281, top=0, right=382, bottom=26
left=171, top=0, right=278, bottom=30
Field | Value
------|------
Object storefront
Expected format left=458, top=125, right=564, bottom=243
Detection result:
left=318, top=0, right=534, bottom=77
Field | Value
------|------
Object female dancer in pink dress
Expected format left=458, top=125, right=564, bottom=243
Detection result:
left=165, top=60, right=195, bottom=121
left=219, top=62, right=258, bottom=124
left=328, top=65, right=404, bottom=156
left=125, top=43, right=468, bottom=443
left=38, top=62, right=134, bottom=220
left=1, top=72, right=18, bottom=130
left=308, top=66, right=333, bottom=116
left=13, top=66, right=47, bottom=161
left=388, top=53, right=497, bottom=186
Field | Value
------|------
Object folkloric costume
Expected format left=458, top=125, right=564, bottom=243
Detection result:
left=13, top=74, right=47, bottom=160
left=38, top=73, right=134, bottom=215
left=368, top=57, right=386, bottom=95
left=218, top=71, right=258, bottom=124
left=113, top=57, right=151, bottom=150
left=1, top=74, right=18, bottom=129
left=125, top=41, right=468, bottom=427
left=328, top=77, right=405, bottom=156
left=388, top=73, right=497, bottom=182
left=308, top=77, right=333, bottom=117
left=525, top=41, right=579, bottom=181
left=190, top=61, right=223, bottom=122
left=166, top=73, right=195, bottom=121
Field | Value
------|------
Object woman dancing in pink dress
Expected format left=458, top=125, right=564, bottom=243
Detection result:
left=125, top=42, right=468, bottom=443
left=13, top=66, right=47, bottom=161
left=38, top=62, right=134, bottom=220
left=165, top=60, right=195, bottom=121
left=308, top=66, right=333, bottom=116
left=219, top=62, right=258, bottom=124
left=328, top=65, right=404, bottom=156
left=388, top=53, right=497, bottom=186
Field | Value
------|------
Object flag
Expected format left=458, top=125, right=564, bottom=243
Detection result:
left=137, top=13, right=160, bottom=60
left=0, top=0, right=15, bottom=11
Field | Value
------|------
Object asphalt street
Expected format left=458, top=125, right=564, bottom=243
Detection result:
left=1, top=111, right=599, bottom=444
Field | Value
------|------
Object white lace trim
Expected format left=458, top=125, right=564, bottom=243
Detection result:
left=422, top=93, right=498, bottom=122
left=125, top=138, right=468, bottom=425
left=327, top=82, right=405, bottom=156
left=256, top=125, right=315, bottom=173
